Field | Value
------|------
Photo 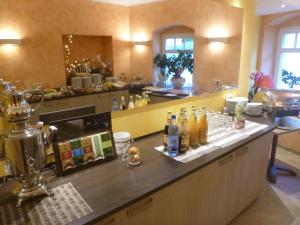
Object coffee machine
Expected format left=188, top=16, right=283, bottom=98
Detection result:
left=0, top=79, right=57, bottom=207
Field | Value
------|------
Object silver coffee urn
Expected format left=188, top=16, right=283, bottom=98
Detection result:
left=0, top=80, right=57, bottom=207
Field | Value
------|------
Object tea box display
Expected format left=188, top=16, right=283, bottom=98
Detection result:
left=56, top=131, right=115, bottom=173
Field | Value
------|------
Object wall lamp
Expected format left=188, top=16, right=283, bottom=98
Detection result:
left=207, top=37, right=228, bottom=43
left=0, top=38, right=22, bottom=45
left=133, top=41, right=150, bottom=45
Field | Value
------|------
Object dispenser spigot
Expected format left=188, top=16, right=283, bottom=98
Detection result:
left=47, top=125, right=58, bottom=149
left=36, top=122, right=57, bottom=149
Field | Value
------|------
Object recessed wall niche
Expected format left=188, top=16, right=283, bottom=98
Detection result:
left=153, top=25, right=195, bottom=88
left=62, top=35, right=113, bottom=84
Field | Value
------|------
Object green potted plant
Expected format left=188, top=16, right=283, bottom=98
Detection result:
left=168, top=51, right=193, bottom=89
left=153, top=54, right=169, bottom=82
left=281, top=69, right=300, bottom=88
left=153, top=51, right=194, bottom=89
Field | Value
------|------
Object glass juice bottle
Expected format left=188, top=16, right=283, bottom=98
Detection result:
left=198, top=110, right=208, bottom=145
left=135, top=95, right=142, bottom=107
left=128, top=96, right=135, bottom=109
left=120, top=96, right=127, bottom=110
left=189, top=109, right=199, bottom=148
left=163, top=111, right=172, bottom=151
left=179, top=116, right=190, bottom=152
left=168, top=115, right=179, bottom=157
left=142, top=93, right=148, bottom=106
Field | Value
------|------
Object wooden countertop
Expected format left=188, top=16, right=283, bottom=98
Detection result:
left=0, top=116, right=275, bottom=225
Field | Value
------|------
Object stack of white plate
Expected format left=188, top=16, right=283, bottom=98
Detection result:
left=71, top=77, right=83, bottom=89
left=246, top=103, right=263, bottom=116
left=91, top=74, right=103, bottom=85
left=226, top=97, right=248, bottom=115
left=82, top=77, right=92, bottom=88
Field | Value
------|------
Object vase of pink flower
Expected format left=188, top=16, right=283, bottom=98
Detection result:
left=248, top=71, right=264, bottom=102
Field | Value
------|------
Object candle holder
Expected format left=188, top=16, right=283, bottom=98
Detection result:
left=127, top=147, right=141, bottom=166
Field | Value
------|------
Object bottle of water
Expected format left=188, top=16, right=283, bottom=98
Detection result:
left=168, top=115, right=179, bottom=157
left=111, top=98, right=119, bottom=111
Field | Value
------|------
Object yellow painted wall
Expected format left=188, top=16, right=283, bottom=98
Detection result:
left=112, top=0, right=261, bottom=138
left=113, top=89, right=238, bottom=137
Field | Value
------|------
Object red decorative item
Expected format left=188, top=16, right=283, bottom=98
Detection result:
left=249, top=72, right=275, bottom=101
left=258, top=75, right=275, bottom=89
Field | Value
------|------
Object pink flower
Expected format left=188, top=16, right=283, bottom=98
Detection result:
left=250, top=72, right=264, bottom=87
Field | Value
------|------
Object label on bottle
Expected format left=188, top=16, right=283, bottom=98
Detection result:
left=163, top=134, right=168, bottom=150
left=180, top=134, right=190, bottom=151
left=167, top=135, right=179, bottom=153
left=163, top=125, right=169, bottom=150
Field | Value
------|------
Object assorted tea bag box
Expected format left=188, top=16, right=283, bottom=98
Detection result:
left=57, top=131, right=114, bottom=171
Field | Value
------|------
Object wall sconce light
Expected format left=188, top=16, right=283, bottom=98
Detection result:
left=207, top=37, right=228, bottom=43
left=0, top=38, right=22, bottom=45
left=133, top=41, right=150, bottom=45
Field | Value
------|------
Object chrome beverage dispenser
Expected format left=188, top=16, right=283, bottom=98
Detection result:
left=0, top=81, right=57, bottom=207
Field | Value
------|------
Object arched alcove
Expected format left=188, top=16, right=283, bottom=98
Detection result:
left=152, top=24, right=195, bottom=89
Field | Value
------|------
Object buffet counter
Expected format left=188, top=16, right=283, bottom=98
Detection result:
left=0, top=116, right=275, bottom=225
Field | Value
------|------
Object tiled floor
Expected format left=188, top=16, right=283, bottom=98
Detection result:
left=230, top=147, right=300, bottom=225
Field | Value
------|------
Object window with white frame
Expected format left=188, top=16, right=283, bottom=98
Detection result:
left=275, top=27, right=300, bottom=90
left=162, top=33, right=194, bottom=88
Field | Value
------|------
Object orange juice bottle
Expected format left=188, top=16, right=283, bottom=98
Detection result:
left=189, top=109, right=199, bottom=148
left=179, top=116, right=190, bottom=152
left=198, top=110, right=208, bottom=145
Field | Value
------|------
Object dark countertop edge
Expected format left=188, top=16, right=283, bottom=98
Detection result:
left=71, top=117, right=276, bottom=225
left=28, top=88, right=129, bottom=104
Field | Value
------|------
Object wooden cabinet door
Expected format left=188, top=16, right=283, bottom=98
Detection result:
left=84, top=95, right=98, bottom=110
left=213, top=152, right=239, bottom=225
left=94, top=213, right=121, bottom=225
left=235, top=132, right=272, bottom=212
left=121, top=177, right=189, bottom=225
left=93, top=93, right=110, bottom=112
left=188, top=161, right=219, bottom=225
left=56, top=97, right=84, bottom=111
left=35, top=101, right=57, bottom=114
left=188, top=153, right=241, bottom=225
left=30, top=101, right=58, bottom=123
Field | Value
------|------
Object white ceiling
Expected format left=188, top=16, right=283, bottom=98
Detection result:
left=92, top=0, right=165, bottom=6
left=256, top=0, right=300, bottom=15
left=92, top=0, right=300, bottom=15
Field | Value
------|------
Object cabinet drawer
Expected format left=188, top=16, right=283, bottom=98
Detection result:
left=94, top=217, right=116, bottom=225
left=56, top=97, right=84, bottom=110
left=126, top=197, right=153, bottom=218
left=94, top=213, right=121, bottom=225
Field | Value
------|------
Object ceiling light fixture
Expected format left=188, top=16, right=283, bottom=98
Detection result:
left=281, top=4, right=286, bottom=8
